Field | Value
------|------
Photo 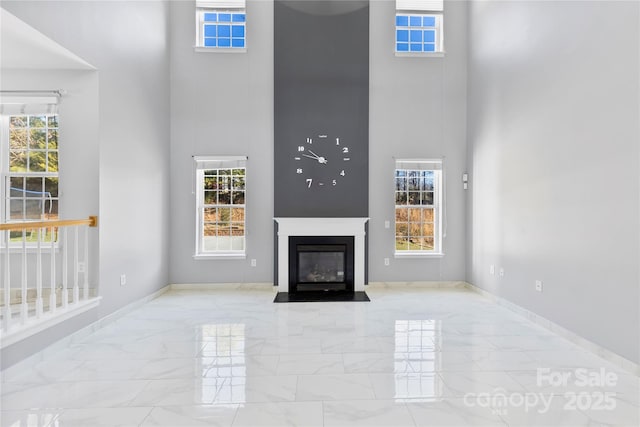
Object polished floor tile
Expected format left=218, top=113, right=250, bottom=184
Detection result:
left=1, top=285, right=638, bottom=426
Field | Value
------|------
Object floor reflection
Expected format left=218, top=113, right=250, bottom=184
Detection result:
left=5, top=412, right=60, bottom=427
left=200, top=323, right=246, bottom=404
left=394, top=319, right=443, bottom=402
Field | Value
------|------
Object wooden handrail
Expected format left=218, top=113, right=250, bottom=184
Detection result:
left=0, top=216, right=97, bottom=231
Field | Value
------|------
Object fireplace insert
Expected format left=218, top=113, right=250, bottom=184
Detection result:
left=289, top=236, right=354, bottom=293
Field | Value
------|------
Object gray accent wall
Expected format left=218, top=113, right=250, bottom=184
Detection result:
left=274, top=1, right=369, bottom=218
left=466, top=0, right=640, bottom=364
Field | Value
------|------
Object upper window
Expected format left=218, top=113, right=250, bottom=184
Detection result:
left=395, top=0, right=444, bottom=55
left=194, top=156, right=246, bottom=258
left=196, top=0, right=246, bottom=51
left=1, top=114, right=59, bottom=224
left=394, top=159, right=443, bottom=255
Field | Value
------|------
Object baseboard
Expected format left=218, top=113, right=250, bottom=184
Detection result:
left=367, top=281, right=468, bottom=289
left=1, top=285, right=171, bottom=374
left=169, top=282, right=276, bottom=291
left=464, top=282, right=640, bottom=376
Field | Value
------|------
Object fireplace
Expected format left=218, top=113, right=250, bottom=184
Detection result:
left=274, top=218, right=368, bottom=294
left=289, top=236, right=354, bottom=293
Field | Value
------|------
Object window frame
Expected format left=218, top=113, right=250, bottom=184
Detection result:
left=395, top=0, right=444, bottom=56
left=394, top=159, right=444, bottom=258
left=0, top=114, right=61, bottom=248
left=194, top=156, right=247, bottom=260
left=195, top=6, right=247, bottom=53
left=395, top=12, right=444, bottom=56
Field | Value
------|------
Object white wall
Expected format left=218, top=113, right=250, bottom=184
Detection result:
left=467, top=0, right=640, bottom=364
left=168, top=0, right=468, bottom=284
left=168, top=0, right=275, bottom=284
left=368, top=0, right=467, bottom=282
left=1, top=0, right=171, bottom=368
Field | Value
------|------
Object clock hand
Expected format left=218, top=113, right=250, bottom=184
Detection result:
left=302, top=154, right=319, bottom=161
left=303, top=150, right=327, bottom=165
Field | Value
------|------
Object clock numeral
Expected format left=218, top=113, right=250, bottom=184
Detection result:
left=336, top=138, right=340, bottom=145
left=296, top=168, right=303, bottom=174
left=342, top=147, right=349, bottom=153
left=306, top=178, right=313, bottom=188
left=340, top=170, right=345, bottom=176
left=294, top=157, right=301, bottom=161
left=332, top=179, right=337, bottom=186
left=343, top=158, right=350, bottom=161
left=319, top=134, right=327, bottom=138
left=298, top=146, right=305, bottom=152
left=306, top=137, right=312, bottom=144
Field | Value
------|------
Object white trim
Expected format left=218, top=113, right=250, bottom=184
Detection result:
left=197, top=0, right=245, bottom=8
left=0, top=297, right=101, bottom=349
left=193, top=253, right=246, bottom=260
left=367, top=281, right=466, bottom=289
left=395, top=52, right=445, bottom=58
left=397, top=0, right=443, bottom=12
left=193, top=155, right=247, bottom=163
left=274, top=217, right=369, bottom=294
left=194, top=46, right=247, bottom=54
left=194, top=157, right=247, bottom=257
left=394, top=160, right=443, bottom=255
left=0, top=244, right=59, bottom=253
left=170, top=282, right=274, bottom=291
left=395, top=158, right=443, bottom=170
left=394, top=252, right=444, bottom=258
left=464, top=282, right=640, bottom=376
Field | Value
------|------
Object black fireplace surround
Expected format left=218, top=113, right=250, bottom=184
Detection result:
left=289, top=236, right=354, bottom=294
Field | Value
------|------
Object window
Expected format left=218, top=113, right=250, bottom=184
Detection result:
left=194, top=156, right=246, bottom=258
left=395, top=159, right=442, bottom=255
left=196, top=0, right=246, bottom=51
left=395, top=0, right=443, bottom=54
left=1, top=114, right=59, bottom=226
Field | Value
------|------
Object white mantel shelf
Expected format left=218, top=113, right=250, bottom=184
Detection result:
left=274, top=217, right=369, bottom=293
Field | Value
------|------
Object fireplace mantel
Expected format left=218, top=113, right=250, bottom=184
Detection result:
left=274, top=218, right=368, bottom=293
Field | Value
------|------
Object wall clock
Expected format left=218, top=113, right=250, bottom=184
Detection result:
left=293, top=134, right=351, bottom=189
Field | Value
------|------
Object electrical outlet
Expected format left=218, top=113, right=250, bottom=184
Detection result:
left=535, top=280, right=543, bottom=292
left=120, top=274, right=126, bottom=286
left=384, top=220, right=390, bottom=229
left=489, top=265, right=495, bottom=275
left=499, top=268, right=505, bottom=277
left=251, top=259, right=257, bottom=267
left=384, top=258, right=390, bottom=266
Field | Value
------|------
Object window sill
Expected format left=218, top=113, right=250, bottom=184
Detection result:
left=194, top=46, right=247, bottom=54
left=395, top=252, right=445, bottom=259
left=395, top=51, right=445, bottom=58
left=193, top=253, right=246, bottom=260
left=1, top=246, right=60, bottom=254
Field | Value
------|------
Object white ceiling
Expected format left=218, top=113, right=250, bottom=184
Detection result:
left=0, top=7, right=95, bottom=70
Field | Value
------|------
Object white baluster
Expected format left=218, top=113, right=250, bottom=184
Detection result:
left=83, top=226, right=89, bottom=300
left=2, top=230, right=11, bottom=332
left=36, top=228, right=43, bottom=317
left=49, top=226, right=56, bottom=314
left=20, top=229, right=28, bottom=324
left=72, top=226, right=79, bottom=304
left=61, top=228, right=68, bottom=309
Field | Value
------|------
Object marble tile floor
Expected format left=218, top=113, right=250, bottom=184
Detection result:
left=1, top=285, right=638, bottom=426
